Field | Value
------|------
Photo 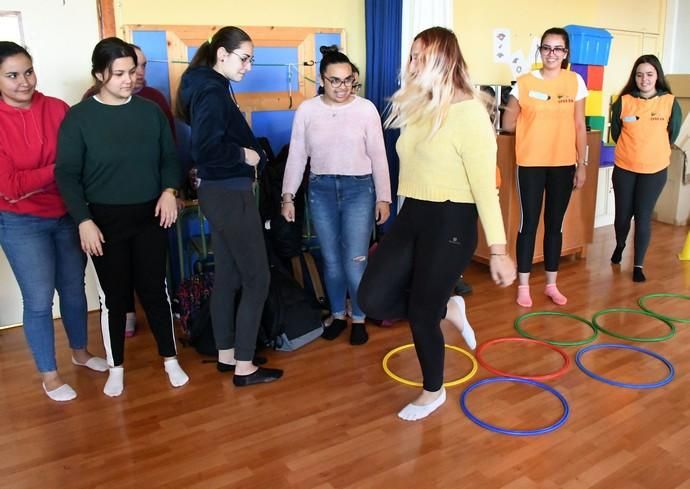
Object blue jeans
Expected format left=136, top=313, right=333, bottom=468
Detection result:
left=308, top=174, right=375, bottom=321
left=0, top=212, right=88, bottom=373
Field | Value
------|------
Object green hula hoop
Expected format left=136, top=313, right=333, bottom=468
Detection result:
left=592, top=308, right=676, bottom=342
left=514, top=311, right=598, bottom=346
left=638, top=293, right=690, bottom=324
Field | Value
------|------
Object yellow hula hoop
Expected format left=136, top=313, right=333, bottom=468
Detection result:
left=382, top=343, right=479, bottom=388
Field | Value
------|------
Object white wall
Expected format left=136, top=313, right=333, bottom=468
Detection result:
left=663, top=0, right=690, bottom=73
left=0, top=0, right=102, bottom=327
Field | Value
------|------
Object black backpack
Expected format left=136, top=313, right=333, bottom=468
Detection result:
left=186, top=299, right=217, bottom=357
left=258, top=251, right=323, bottom=351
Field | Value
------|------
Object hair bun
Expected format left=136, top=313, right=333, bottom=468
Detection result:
left=319, top=45, right=339, bottom=55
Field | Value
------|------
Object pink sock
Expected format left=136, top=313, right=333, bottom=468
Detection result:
left=545, top=284, right=567, bottom=305
left=516, top=285, right=532, bottom=307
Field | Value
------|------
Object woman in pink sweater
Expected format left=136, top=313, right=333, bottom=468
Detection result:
left=281, top=47, right=391, bottom=345
left=0, top=42, right=107, bottom=401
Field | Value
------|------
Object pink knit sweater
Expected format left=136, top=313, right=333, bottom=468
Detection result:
left=281, top=95, right=392, bottom=202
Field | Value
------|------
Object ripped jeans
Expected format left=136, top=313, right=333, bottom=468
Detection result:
left=308, top=173, right=375, bottom=321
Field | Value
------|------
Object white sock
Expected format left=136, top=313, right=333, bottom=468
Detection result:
left=104, top=367, right=124, bottom=397
left=448, top=296, right=477, bottom=350
left=218, top=348, right=235, bottom=365
left=164, top=358, right=189, bottom=387
left=125, top=312, right=136, bottom=333
left=398, top=388, right=446, bottom=421
left=43, top=383, right=77, bottom=402
left=72, top=356, right=108, bottom=372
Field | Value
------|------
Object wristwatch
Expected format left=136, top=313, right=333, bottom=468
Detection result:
left=164, top=188, right=179, bottom=197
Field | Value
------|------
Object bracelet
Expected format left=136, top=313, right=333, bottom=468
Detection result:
left=490, top=253, right=507, bottom=257
left=281, top=201, right=294, bottom=206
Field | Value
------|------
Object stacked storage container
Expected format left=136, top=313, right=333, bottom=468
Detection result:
left=565, top=25, right=612, bottom=147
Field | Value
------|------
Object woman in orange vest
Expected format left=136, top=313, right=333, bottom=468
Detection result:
left=610, top=55, right=682, bottom=282
left=502, top=27, right=588, bottom=308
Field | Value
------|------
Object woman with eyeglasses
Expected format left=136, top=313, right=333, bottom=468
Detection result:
left=281, top=46, right=391, bottom=345
left=358, top=27, right=516, bottom=420
left=609, top=55, right=682, bottom=282
left=502, top=27, right=588, bottom=308
left=176, top=26, right=283, bottom=386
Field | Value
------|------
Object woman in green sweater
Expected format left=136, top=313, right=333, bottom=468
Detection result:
left=358, top=27, right=516, bottom=421
left=56, top=38, right=188, bottom=397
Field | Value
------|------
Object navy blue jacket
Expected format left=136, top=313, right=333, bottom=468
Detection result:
left=179, top=66, right=266, bottom=181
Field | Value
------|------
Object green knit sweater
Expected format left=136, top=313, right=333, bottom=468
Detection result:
left=55, top=96, right=180, bottom=223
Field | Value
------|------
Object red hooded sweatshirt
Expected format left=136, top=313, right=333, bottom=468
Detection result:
left=0, top=91, right=69, bottom=218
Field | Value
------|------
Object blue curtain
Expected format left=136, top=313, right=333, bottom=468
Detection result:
left=365, top=0, right=402, bottom=224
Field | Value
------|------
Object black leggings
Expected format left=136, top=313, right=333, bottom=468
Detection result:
left=516, top=165, right=575, bottom=273
left=358, top=198, right=478, bottom=391
left=612, top=166, right=667, bottom=267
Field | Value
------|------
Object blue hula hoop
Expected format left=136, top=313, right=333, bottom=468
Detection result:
left=575, top=343, right=675, bottom=389
left=460, top=377, right=570, bottom=436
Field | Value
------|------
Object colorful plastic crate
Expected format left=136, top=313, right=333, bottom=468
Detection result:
left=565, top=25, right=612, bottom=66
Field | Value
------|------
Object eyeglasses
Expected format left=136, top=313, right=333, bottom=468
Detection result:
left=324, top=76, right=355, bottom=88
left=231, top=51, right=255, bottom=65
left=539, top=45, right=567, bottom=56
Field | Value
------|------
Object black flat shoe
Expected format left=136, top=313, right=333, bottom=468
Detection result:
left=233, top=367, right=283, bottom=386
left=216, top=355, right=268, bottom=373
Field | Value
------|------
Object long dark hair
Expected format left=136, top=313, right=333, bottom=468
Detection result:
left=0, top=41, right=31, bottom=66
left=175, top=26, right=252, bottom=120
left=540, top=27, right=570, bottom=69
left=91, top=37, right=137, bottom=89
left=619, top=54, right=672, bottom=97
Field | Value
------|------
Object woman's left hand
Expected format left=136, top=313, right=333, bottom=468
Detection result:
left=375, top=201, right=391, bottom=225
left=155, top=191, right=178, bottom=228
left=490, top=255, right=516, bottom=287
left=573, top=165, right=587, bottom=189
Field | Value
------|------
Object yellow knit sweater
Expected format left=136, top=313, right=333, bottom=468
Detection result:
left=396, top=98, right=506, bottom=246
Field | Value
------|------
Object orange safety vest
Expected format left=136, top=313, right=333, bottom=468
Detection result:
left=515, top=70, right=579, bottom=166
left=615, top=93, right=675, bottom=173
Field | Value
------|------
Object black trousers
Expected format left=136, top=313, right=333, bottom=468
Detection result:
left=198, top=185, right=270, bottom=361
left=612, top=166, right=668, bottom=266
left=516, top=165, right=575, bottom=273
left=90, top=200, right=177, bottom=367
left=358, top=198, right=478, bottom=391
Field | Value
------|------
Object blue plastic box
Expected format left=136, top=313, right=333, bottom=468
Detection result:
left=565, top=25, right=612, bottom=66
left=600, top=142, right=615, bottom=167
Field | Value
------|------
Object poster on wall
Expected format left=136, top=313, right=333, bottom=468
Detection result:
left=510, top=49, right=530, bottom=79
left=529, top=36, right=541, bottom=67
left=493, top=28, right=511, bottom=63
left=0, top=11, right=24, bottom=45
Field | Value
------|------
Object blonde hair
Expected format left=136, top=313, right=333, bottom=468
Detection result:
left=384, top=27, right=476, bottom=138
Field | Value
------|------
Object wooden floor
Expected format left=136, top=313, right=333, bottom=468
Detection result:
left=1, top=222, right=689, bottom=489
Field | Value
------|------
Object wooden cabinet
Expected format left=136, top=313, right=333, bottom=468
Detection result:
left=474, top=131, right=601, bottom=263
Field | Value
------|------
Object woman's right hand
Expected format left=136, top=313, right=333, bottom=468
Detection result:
left=281, top=202, right=295, bottom=222
left=244, top=148, right=261, bottom=167
left=78, top=219, right=105, bottom=256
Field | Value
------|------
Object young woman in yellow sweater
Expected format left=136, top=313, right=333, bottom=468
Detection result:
left=502, top=27, right=588, bottom=308
left=358, top=27, right=516, bottom=421
left=610, top=55, right=682, bottom=282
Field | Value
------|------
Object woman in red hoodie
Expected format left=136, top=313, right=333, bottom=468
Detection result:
left=0, top=42, right=107, bottom=401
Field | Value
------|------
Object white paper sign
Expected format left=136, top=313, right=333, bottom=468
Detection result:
left=493, top=28, right=511, bottom=63
left=529, top=37, right=541, bottom=66
left=510, top=50, right=530, bottom=79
